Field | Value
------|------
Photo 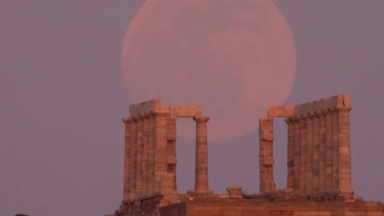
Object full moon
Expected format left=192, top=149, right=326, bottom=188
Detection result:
left=122, top=0, right=296, bottom=142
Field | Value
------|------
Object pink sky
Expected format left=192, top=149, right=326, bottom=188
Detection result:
left=1, top=1, right=384, bottom=215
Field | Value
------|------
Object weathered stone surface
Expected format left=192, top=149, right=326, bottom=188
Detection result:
left=261, top=157, right=275, bottom=166
left=285, top=119, right=294, bottom=189
left=294, top=94, right=351, bottom=117
left=260, top=94, right=354, bottom=199
left=194, top=116, right=210, bottom=193
left=259, top=116, right=274, bottom=194
left=293, top=118, right=300, bottom=191
left=122, top=117, right=132, bottom=201
left=129, top=99, right=162, bottom=116
left=267, top=105, right=295, bottom=117
left=261, top=132, right=274, bottom=141
left=169, top=105, right=202, bottom=117
left=167, top=156, right=177, bottom=166
left=325, top=109, right=333, bottom=191
left=298, top=116, right=306, bottom=195
left=110, top=95, right=382, bottom=216
left=129, top=117, right=137, bottom=199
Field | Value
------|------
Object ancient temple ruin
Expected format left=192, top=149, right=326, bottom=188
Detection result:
left=120, top=100, right=211, bottom=206
left=259, top=95, right=354, bottom=198
left=105, top=95, right=384, bottom=216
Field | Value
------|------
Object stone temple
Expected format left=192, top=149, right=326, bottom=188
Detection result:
left=105, top=95, right=384, bottom=216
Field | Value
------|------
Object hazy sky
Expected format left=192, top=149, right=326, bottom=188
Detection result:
left=1, top=1, right=384, bottom=215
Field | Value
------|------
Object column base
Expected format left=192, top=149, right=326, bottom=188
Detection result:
left=339, top=187, right=354, bottom=194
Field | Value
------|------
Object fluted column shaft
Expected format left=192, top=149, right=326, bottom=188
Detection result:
left=154, top=111, right=168, bottom=194
left=338, top=107, right=353, bottom=194
left=331, top=108, right=339, bottom=191
left=298, top=116, right=306, bottom=195
left=194, top=116, right=210, bottom=192
left=318, top=111, right=326, bottom=193
left=285, top=119, right=294, bottom=189
left=129, top=117, right=137, bottom=199
left=148, top=113, right=155, bottom=195
left=166, top=117, right=177, bottom=193
left=312, top=113, right=320, bottom=193
left=123, top=117, right=131, bottom=201
left=293, top=118, right=300, bottom=191
left=142, top=114, right=149, bottom=196
left=305, top=115, right=313, bottom=194
left=136, top=115, right=143, bottom=197
left=325, top=110, right=333, bottom=191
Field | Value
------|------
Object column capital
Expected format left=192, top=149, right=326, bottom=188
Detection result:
left=128, top=115, right=138, bottom=122
left=147, top=111, right=155, bottom=119
left=303, top=113, right=313, bottom=119
left=338, top=106, right=352, bottom=113
left=315, top=110, right=327, bottom=117
left=193, top=116, right=210, bottom=123
left=298, top=115, right=306, bottom=123
left=122, top=116, right=134, bottom=123
left=136, top=114, right=145, bottom=120
left=153, top=110, right=169, bottom=117
left=330, top=107, right=339, bottom=113
left=307, top=115, right=314, bottom=120
left=311, top=111, right=320, bottom=118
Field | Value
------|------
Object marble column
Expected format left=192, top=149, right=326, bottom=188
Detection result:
left=293, top=118, right=300, bottom=191
left=325, top=109, right=333, bottom=191
left=259, top=117, right=274, bottom=193
left=142, top=114, right=149, bottom=197
left=337, top=107, right=353, bottom=195
left=312, top=112, right=320, bottom=194
left=129, top=117, right=137, bottom=199
left=298, top=116, right=307, bottom=195
left=318, top=110, right=326, bottom=193
left=285, top=118, right=294, bottom=189
left=123, top=117, right=131, bottom=201
left=136, top=115, right=143, bottom=197
left=166, top=117, right=177, bottom=193
left=148, top=112, right=155, bottom=195
left=154, top=111, right=168, bottom=194
left=305, top=114, right=313, bottom=195
left=194, top=116, right=210, bottom=192
left=331, top=108, right=339, bottom=191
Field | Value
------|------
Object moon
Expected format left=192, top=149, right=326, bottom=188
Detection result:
left=122, top=0, right=296, bottom=142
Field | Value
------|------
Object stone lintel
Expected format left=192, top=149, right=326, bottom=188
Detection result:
left=169, top=105, right=202, bottom=117
left=129, top=100, right=204, bottom=118
left=267, top=105, right=295, bottom=118
left=294, top=94, right=351, bottom=117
